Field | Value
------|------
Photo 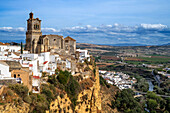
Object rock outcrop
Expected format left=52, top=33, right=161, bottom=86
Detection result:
left=48, top=66, right=102, bottom=113
left=0, top=103, right=29, bottom=113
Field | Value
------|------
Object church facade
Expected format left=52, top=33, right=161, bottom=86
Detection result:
left=25, top=12, right=76, bottom=55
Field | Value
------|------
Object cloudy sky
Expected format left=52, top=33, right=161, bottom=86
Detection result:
left=0, top=0, right=170, bottom=45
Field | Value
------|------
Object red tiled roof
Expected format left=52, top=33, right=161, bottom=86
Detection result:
left=33, top=76, right=40, bottom=79
left=43, top=61, right=48, bottom=64
left=29, top=64, right=33, bottom=67
left=64, top=36, right=76, bottom=41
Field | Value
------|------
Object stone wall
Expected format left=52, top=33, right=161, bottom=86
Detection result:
left=11, top=69, right=32, bottom=91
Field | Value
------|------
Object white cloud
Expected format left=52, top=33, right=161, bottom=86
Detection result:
left=114, top=23, right=119, bottom=27
left=41, top=28, right=59, bottom=32
left=16, top=27, right=25, bottom=31
left=0, top=27, right=13, bottom=31
left=106, top=25, right=112, bottom=27
left=141, top=24, right=167, bottom=29
left=0, top=27, right=25, bottom=32
left=0, top=23, right=170, bottom=45
left=86, top=25, right=92, bottom=28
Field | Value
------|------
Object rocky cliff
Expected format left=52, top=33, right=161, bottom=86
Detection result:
left=47, top=66, right=102, bottom=113
left=0, top=103, right=29, bottom=113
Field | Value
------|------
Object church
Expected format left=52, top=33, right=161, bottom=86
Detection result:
left=25, top=12, right=76, bottom=55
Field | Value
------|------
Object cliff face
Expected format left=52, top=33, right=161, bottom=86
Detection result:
left=0, top=103, right=29, bottom=113
left=48, top=94, right=73, bottom=113
left=75, top=67, right=101, bottom=113
left=48, top=67, right=102, bottom=113
left=100, top=85, right=120, bottom=113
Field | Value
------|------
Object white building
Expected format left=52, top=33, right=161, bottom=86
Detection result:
left=76, top=49, right=90, bottom=63
left=0, top=61, right=11, bottom=78
left=99, top=70, right=107, bottom=74
left=0, top=43, right=20, bottom=53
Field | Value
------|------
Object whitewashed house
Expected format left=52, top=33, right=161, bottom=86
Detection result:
left=0, top=61, right=11, bottom=78
left=76, top=49, right=90, bottom=63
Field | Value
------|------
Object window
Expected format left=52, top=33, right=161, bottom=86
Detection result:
left=34, top=24, right=39, bottom=30
left=18, top=74, right=20, bottom=77
left=65, top=40, right=68, bottom=43
left=14, top=74, right=16, bottom=78
left=54, top=39, right=56, bottom=41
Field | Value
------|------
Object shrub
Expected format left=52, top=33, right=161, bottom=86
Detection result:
left=93, top=68, right=96, bottom=76
left=147, top=99, right=158, bottom=111
left=7, top=89, right=14, bottom=96
left=8, top=84, right=29, bottom=98
left=41, top=86, right=54, bottom=103
left=57, top=70, right=71, bottom=85
left=111, top=100, right=115, bottom=109
left=17, top=98, right=23, bottom=105
left=30, top=94, right=37, bottom=105
left=23, top=95, right=32, bottom=104
left=60, top=94, right=64, bottom=99
left=99, top=76, right=110, bottom=88
left=48, top=75, right=57, bottom=86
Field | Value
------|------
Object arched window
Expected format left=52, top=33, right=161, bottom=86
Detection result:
left=14, top=74, right=16, bottom=78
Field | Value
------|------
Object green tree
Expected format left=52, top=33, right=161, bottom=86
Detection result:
left=113, top=89, right=144, bottom=112
left=57, top=70, right=71, bottom=85
left=147, top=99, right=158, bottom=111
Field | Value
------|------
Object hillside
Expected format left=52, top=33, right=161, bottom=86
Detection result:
left=77, top=43, right=170, bottom=57
left=0, top=59, right=102, bottom=113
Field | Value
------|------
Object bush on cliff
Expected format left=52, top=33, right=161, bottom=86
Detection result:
left=57, top=70, right=71, bottom=85
left=8, top=84, right=29, bottom=98
left=100, top=76, right=110, bottom=88
left=59, top=71, right=81, bottom=104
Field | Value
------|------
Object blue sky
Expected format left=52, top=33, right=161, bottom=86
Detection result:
left=0, top=0, right=170, bottom=45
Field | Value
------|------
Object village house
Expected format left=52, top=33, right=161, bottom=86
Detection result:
left=76, top=49, right=90, bottom=63
left=11, top=69, right=32, bottom=91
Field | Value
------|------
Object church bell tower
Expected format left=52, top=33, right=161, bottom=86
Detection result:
left=25, top=12, right=42, bottom=53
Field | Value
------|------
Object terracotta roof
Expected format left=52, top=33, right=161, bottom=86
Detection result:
left=43, top=61, right=48, bottom=64
left=29, top=64, right=33, bottom=67
left=64, top=36, right=76, bottom=41
left=33, top=76, right=40, bottom=79
left=0, top=42, right=9, bottom=45
left=41, top=34, right=63, bottom=38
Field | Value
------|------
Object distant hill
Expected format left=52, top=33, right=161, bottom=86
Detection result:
left=98, top=43, right=147, bottom=46
left=161, top=43, right=170, bottom=46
